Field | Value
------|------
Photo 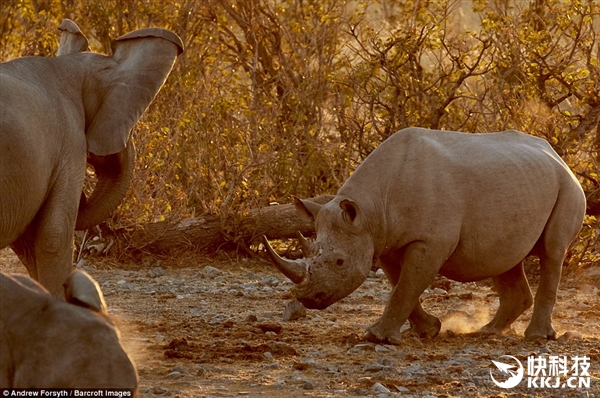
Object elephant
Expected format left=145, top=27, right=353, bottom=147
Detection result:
left=0, top=19, right=184, bottom=296
left=0, top=270, right=138, bottom=388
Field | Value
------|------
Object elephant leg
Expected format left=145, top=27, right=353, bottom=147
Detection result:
left=480, top=262, right=533, bottom=335
left=14, top=174, right=82, bottom=298
left=10, top=231, right=38, bottom=279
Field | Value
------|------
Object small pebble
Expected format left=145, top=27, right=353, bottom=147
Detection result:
left=283, top=299, right=307, bottom=321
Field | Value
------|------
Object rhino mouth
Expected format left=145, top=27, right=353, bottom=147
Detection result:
left=297, top=291, right=335, bottom=310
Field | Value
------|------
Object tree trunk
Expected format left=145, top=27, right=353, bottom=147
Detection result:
left=113, top=195, right=334, bottom=255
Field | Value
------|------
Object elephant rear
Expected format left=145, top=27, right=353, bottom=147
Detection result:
left=0, top=64, right=66, bottom=248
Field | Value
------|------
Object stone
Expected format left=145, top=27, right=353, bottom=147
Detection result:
left=371, top=382, right=390, bottom=393
left=201, top=265, right=223, bottom=279
left=149, top=266, right=166, bottom=278
left=559, top=331, right=583, bottom=341
left=283, top=299, right=307, bottom=321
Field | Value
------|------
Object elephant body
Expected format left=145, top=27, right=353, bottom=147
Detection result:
left=1, top=56, right=88, bottom=291
left=0, top=21, right=183, bottom=296
left=0, top=271, right=138, bottom=389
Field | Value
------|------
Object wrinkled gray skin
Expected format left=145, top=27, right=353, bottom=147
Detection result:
left=0, top=20, right=183, bottom=296
left=265, top=128, right=586, bottom=344
left=0, top=270, right=138, bottom=389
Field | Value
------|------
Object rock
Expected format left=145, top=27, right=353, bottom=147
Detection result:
left=171, top=366, right=188, bottom=373
left=167, top=371, right=182, bottom=379
left=559, top=331, right=583, bottom=340
left=75, top=258, right=86, bottom=268
left=584, top=267, right=600, bottom=280
left=201, top=265, right=223, bottom=279
left=395, top=386, right=410, bottom=393
left=504, top=336, right=520, bottom=345
left=267, top=341, right=298, bottom=356
left=257, top=323, right=283, bottom=334
left=263, top=352, right=274, bottom=361
left=363, top=363, right=385, bottom=372
left=538, top=346, right=552, bottom=354
left=149, top=266, right=166, bottom=278
left=347, top=343, right=375, bottom=354
left=283, top=299, right=307, bottom=321
left=244, top=314, right=258, bottom=322
left=371, top=382, right=390, bottom=393
left=261, top=275, right=280, bottom=287
left=152, top=386, right=169, bottom=395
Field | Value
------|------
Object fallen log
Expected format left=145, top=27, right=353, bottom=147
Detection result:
left=111, top=195, right=334, bottom=255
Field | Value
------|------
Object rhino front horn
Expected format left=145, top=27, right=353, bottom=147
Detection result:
left=262, top=235, right=307, bottom=284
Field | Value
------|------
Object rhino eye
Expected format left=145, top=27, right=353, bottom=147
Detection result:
left=336, top=259, right=344, bottom=266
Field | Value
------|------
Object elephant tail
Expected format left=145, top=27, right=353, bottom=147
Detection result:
left=75, top=140, right=136, bottom=230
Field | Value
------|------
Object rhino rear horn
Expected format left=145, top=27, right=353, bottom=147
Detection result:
left=296, top=231, right=318, bottom=257
left=262, top=236, right=307, bottom=284
left=64, top=270, right=108, bottom=314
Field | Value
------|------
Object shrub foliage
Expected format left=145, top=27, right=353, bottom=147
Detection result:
left=2, top=0, right=598, bottom=265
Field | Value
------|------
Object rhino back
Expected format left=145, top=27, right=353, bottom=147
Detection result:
left=13, top=302, right=137, bottom=387
left=338, top=128, right=584, bottom=275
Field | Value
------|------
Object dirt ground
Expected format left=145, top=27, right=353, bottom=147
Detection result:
left=1, top=247, right=599, bottom=397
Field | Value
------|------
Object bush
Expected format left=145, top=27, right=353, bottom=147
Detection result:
left=2, top=0, right=598, bottom=264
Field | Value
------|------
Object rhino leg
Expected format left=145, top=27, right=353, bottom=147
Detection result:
left=525, top=251, right=563, bottom=340
left=377, top=255, right=441, bottom=339
left=480, top=262, right=533, bottom=335
left=408, top=301, right=442, bottom=338
left=525, top=189, right=584, bottom=341
left=366, top=242, right=443, bottom=344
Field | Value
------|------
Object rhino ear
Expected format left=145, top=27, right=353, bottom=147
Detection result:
left=57, top=19, right=89, bottom=55
left=64, top=271, right=108, bottom=314
left=86, top=28, right=184, bottom=156
left=293, top=196, right=322, bottom=221
left=340, top=199, right=361, bottom=226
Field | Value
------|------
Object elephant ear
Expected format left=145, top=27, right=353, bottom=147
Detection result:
left=57, top=19, right=89, bottom=55
left=86, top=28, right=184, bottom=156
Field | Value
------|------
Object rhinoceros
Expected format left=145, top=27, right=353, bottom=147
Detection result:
left=264, top=127, right=586, bottom=344
left=0, top=270, right=138, bottom=389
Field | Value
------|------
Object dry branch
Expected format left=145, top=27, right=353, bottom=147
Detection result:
left=115, top=195, right=334, bottom=255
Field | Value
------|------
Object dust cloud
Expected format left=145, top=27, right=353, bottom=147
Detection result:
left=440, top=307, right=492, bottom=335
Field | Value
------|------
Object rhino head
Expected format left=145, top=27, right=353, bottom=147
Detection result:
left=263, top=197, right=375, bottom=309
